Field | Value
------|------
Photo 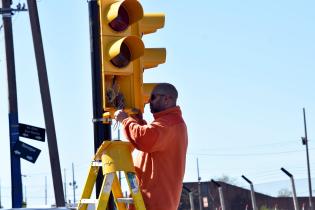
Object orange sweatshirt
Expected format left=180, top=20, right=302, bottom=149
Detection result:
left=122, top=106, right=188, bottom=210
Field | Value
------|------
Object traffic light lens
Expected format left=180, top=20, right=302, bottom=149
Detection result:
left=110, top=43, right=131, bottom=68
left=109, top=6, right=129, bottom=32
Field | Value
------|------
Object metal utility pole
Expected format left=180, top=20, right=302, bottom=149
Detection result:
left=26, top=0, right=65, bottom=206
left=24, top=185, right=27, bottom=205
left=211, top=180, right=226, bottom=210
left=301, top=108, right=313, bottom=210
left=281, top=167, right=299, bottom=210
left=197, top=158, right=202, bottom=210
left=87, top=0, right=111, bottom=195
left=118, top=128, right=122, bottom=184
left=21, top=174, right=27, bottom=206
left=69, top=163, right=78, bottom=205
left=45, top=176, right=47, bottom=205
left=1, top=0, right=23, bottom=207
left=64, top=168, right=67, bottom=203
left=0, top=179, right=2, bottom=208
left=183, top=185, right=195, bottom=210
left=87, top=3, right=115, bottom=210
left=242, top=175, right=258, bottom=210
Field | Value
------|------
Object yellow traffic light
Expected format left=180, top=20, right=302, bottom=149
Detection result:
left=98, top=0, right=166, bottom=119
left=139, top=13, right=166, bottom=105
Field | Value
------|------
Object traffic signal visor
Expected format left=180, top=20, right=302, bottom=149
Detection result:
left=101, top=0, right=143, bottom=34
left=140, top=13, right=165, bottom=35
left=142, top=48, right=166, bottom=69
left=104, top=36, right=144, bottom=73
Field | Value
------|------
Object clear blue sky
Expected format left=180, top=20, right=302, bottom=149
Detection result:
left=1, top=0, right=315, bottom=207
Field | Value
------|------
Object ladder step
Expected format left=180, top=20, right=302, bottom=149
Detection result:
left=117, top=197, right=134, bottom=204
left=91, top=161, right=102, bottom=167
left=80, top=199, right=98, bottom=204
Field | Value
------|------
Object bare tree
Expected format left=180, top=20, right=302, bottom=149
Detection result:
left=277, top=188, right=292, bottom=197
left=216, top=174, right=238, bottom=185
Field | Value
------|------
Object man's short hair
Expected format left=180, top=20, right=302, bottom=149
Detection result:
left=155, top=83, right=178, bottom=101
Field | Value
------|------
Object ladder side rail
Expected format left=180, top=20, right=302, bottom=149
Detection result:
left=96, top=172, right=115, bottom=210
left=125, top=171, right=146, bottom=210
left=111, top=173, right=127, bottom=210
left=77, top=163, right=101, bottom=210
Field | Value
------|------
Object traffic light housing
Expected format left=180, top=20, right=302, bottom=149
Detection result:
left=99, top=0, right=166, bottom=120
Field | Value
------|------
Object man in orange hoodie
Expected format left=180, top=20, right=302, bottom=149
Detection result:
left=115, top=83, right=188, bottom=210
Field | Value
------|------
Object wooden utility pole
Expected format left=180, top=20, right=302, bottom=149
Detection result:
left=26, top=0, right=65, bottom=206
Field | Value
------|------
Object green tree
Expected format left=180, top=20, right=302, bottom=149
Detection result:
left=260, top=205, right=271, bottom=210
left=22, top=201, right=27, bottom=208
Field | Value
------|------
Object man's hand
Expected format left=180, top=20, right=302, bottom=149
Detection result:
left=114, top=110, right=129, bottom=123
left=130, top=108, right=143, bottom=122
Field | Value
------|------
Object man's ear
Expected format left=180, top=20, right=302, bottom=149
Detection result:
left=165, top=96, right=173, bottom=106
left=164, top=95, right=170, bottom=103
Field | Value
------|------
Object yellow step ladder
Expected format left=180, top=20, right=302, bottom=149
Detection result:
left=77, top=141, right=146, bottom=210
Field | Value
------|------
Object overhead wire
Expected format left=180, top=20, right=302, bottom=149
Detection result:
left=195, top=139, right=305, bottom=152
left=188, top=147, right=315, bottom=157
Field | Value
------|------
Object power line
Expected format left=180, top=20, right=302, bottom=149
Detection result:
left=188, top=148, right=315, bottom=157
left=194, top=139, right=308, bottom=153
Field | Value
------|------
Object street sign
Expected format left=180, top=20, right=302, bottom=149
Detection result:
left=19, top=123, right=45, bottom=142
left=12, top=140, right=41, bottom=163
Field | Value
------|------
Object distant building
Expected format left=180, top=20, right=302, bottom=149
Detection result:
left=179, top=181, right=315, bottom=210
